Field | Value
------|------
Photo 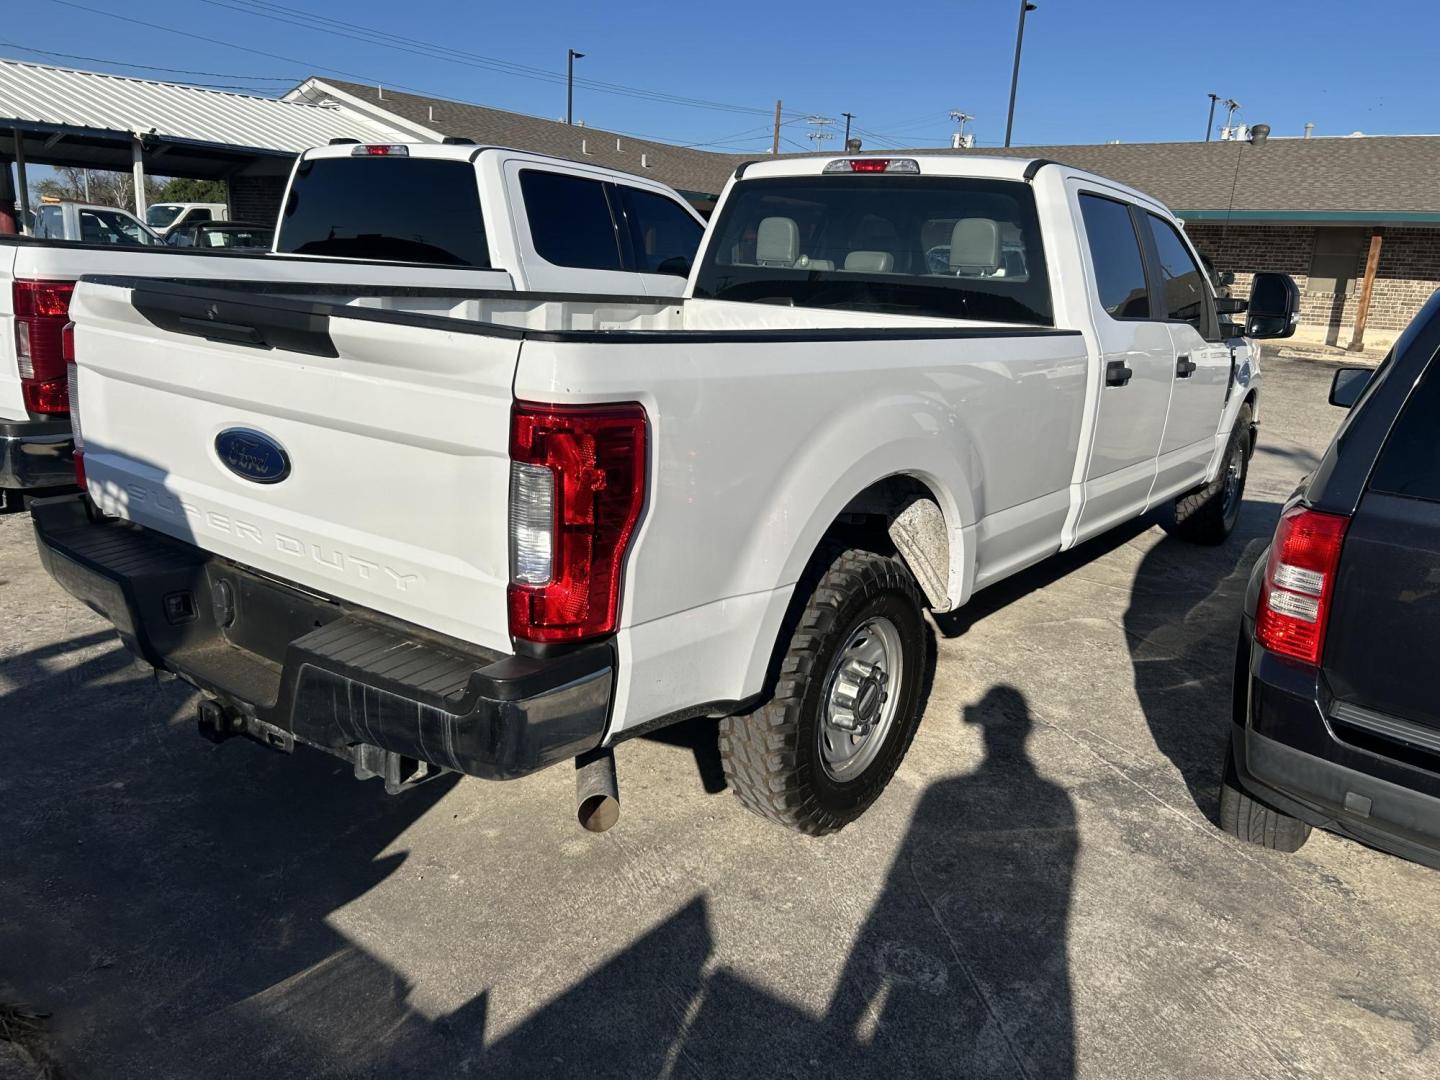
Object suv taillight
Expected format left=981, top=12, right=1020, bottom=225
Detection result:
left=13, top=279, right=76, bottom=415
left=507, top=400, right=647, bottom=644
left=1255, top=506, right=1350, bottom=666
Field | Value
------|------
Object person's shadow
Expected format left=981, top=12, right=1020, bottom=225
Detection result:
left=817, top=684, right=1078, bottom=1078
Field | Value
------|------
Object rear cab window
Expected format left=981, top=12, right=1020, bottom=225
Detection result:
left=278, top=156, right=490, bottom=266
left=1370, top=356, right=1440, bottom=502
left=693, top=174, right=1052, bottom=324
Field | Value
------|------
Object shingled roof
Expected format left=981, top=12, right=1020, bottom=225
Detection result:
left=953, top=137, right=1440, bottom=218
left=288, top=78, right=1440, bottom=220
left=291, top=77, right=746, bottom=199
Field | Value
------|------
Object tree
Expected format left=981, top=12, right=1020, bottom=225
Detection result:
left=155, top=177, right=228, bottom=204
left=31, top=167, right=163, bottom=213
left=30, top=170, right=227, bottom=214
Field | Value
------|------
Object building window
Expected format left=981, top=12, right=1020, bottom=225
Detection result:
left=1307, top=228, right=1368, bottom=296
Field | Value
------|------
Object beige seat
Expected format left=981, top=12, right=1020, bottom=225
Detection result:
left=844, top=250, right=894, bottom=273
left=949, top=218, right=1001, bottom=277
left=756, top=216, right=800, bottom=267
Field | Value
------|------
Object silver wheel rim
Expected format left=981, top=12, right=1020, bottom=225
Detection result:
left=818, top=616, right=904, bottom=782
left=1221, top=441, right=1244, bottom=528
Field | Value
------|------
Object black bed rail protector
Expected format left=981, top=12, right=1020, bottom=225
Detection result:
left=130, top=284, right=340, bottom=358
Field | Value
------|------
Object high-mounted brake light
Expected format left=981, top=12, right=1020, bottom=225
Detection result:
left=822, top=158, right=921, bottom=174
left=12, top=280, right=75, bottom=415
left=352, top=144, right=409, bottom=156
left=1255, top=506, right=1350, bottom=666
left=507, top=401, right=648, bottom=644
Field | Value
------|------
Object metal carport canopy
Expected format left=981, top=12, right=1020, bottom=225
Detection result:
left=0, top=56, right=432, bottom=179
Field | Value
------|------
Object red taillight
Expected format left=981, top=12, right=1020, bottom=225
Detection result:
left=1255, top=507, right=1350, bottom=666
left=507, top=401, right=647, bottom=644
left=13, top=279, right=75, bottom=415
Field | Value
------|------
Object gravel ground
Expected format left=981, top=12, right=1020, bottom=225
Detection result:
left=2, top=355, right=1436, bottom=1080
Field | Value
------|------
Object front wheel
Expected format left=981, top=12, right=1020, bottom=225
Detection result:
left=1163, top=403, right=1252, bottom=545
left=719, top=548, right=929, bottom=836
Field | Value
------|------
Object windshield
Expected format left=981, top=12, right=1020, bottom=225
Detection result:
left=276, top=156, right=490, bottom=266
left=147, top=204, right=183, bottom=228
left=693, top=174, right=1052, bottom=325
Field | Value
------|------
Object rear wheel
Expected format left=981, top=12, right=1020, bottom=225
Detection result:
left=1163, top=404, right=1252, bottom=545
left=719, top=548, right=928, bottom=836
left=1218, top=743, right=1311, bottom=853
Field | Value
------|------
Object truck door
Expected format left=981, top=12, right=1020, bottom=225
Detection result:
left=1072, top=188, right=1175, bottom=541
left=1141, top=213, right=1233, bottom=503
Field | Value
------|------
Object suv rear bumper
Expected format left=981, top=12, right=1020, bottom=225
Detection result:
left=0, top=417, right=75, bottom=491
left=32, top=495, right=613, bottom=781
left=1234, top=631, right=1440, bottom=871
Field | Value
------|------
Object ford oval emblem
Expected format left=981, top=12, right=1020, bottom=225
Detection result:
left=215, top=428, right=291, bottom=485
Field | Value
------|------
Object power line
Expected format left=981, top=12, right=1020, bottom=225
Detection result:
left=0, top=41, right=298, bottom=82
left=199, top=0, right=818, bottom=120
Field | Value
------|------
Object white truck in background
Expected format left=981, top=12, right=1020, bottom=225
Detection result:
left=1, top=143, right=705, bottom=510
left=146, top=201, right=229, bottom=235
left=35, top=153, right=1300, bottom=835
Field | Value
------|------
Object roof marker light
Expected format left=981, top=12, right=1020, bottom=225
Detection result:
left=823, top=158, right=920, bottom=174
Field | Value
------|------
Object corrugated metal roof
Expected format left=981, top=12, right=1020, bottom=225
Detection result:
left=0, top=58, right=427, bottom=152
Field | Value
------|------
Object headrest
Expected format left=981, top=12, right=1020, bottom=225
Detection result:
left=756, top=216, right=799, bottom=266
left=844, top=250, right=894, bottom=273
left=950, top=218, right=1001, bottom=274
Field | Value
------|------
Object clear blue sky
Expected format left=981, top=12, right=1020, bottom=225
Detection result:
left=13, top=0, right=1440, bottom=153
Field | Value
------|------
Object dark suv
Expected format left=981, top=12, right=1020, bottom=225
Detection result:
left=1223, top=290, right=1440, bottom=869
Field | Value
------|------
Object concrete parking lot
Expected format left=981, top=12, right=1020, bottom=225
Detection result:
left=2, top=355, right=1436, bottom=1080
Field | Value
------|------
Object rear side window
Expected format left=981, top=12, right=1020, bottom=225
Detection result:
left=1145, top=215, right=1212, bottom=332
left=1078, top=194, right=1149, bottom=318
left=519, top=170, right=624, bottom=272
left=190, top=209, right=213, bottom=223
left=619, top=187, right=703, bottom=274
left=278, top=157, right=490, bottom=266
left=1370, top=359, right=1440, bottom=502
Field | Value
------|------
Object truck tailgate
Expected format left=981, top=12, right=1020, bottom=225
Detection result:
left=72, top=280, right=518, bottom=652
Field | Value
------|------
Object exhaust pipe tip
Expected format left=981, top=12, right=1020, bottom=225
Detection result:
left=575, top=747, right=620, bottom=833
left=578, top=792, right=620, bottom=833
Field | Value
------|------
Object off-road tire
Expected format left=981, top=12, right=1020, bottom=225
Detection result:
left=1163, top=403, right=1252, bottom=545
left=1219, top=743, right=1311, bottom=853
left=719, top=548, right=928, bottom=836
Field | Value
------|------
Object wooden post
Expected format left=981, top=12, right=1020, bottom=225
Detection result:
left=772, top=100, right=782, bottom=156
left=1348, top=229, right=1384, bottom=352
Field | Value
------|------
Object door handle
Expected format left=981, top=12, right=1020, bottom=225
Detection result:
left=1175, top=354, right=1197, bottom=379
left=1105, top=360, right=1133, bottom=387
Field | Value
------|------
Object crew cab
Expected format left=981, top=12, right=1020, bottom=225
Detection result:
left=1, top=144, right=704, bottom=510
left=33, top=153, right=1300, bottom=835
left=1222, top=292, right=1440, bottom=869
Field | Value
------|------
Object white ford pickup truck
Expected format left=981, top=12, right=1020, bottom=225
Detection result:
left=33, top=153, right=1299, bottom=835
left=1, top=143, right=704, bottom=509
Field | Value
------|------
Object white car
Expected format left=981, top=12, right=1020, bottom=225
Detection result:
left=35, top=153, right=1299, bottom=835
left=1, top=143, right=705, bottom=509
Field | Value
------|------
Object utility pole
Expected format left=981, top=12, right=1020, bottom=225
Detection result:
left=1004, top=1, right=1037, bottom=148
left=772, top=99, right=782, bottom=155
left=566, top=48, right=585, bottom=125
left=842, top=112, right=855, bottom=146
left=1205, top=93, right=1219, bottom=141
left=807, top=116, right=835, bottom=150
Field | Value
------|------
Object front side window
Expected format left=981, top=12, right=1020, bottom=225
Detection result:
left=619, top=187, right=703, bottom=275
left=1146, top=214, right=1213, bottom=335
left=693, top=175, right=1052, bottom=324
left=519, top=170, right=624, bottom=272
left=35, top=206, right=62, bottom=238
left=278, top=157, right=490, bottom=266
left=1078, top=194, right=1149, bottom=319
